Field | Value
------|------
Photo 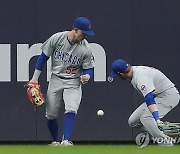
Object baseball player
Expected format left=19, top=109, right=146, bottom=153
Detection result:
left=29, top=17, right=95, bottom=146
left=108, top=59, right=180, bottom=145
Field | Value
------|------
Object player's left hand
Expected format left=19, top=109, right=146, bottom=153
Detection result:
left=157, top=121, right=180, bottom=136
left=80, top=74, right=90, bottom=84
left=25, top=82, right=45, bottom=106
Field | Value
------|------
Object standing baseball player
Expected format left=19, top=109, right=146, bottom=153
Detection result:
left=108, top=59, right=180, bottom=145
left=28, top=17, right=95, bottom=146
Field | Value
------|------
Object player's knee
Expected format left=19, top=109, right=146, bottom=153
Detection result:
left=46, top=114, right=58, bottom=120
left=128, top=116, right=142, bottom=127
left=128, top=118, right=137, bottom=127
left=128, top=117, right=134, bottom=127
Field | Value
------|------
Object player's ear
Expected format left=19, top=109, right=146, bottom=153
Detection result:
left=118, top=73, right=126, bottom=80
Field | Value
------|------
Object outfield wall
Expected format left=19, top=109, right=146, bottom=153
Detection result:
left=0, top=0, right=180, bottom=141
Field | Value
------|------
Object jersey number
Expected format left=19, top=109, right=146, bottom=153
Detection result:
left=66, top=66, right=77, bottom=75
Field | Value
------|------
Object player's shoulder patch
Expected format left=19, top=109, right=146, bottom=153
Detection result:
left=140, top=85, right=147, bottom=92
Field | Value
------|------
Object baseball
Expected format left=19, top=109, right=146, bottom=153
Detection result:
left=97, top=110, right=104, bottom=116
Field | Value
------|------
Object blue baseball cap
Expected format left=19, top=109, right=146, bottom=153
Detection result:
left=73, top=17, right=95, bottom=36
left=109, top=59, right=129, bottom=78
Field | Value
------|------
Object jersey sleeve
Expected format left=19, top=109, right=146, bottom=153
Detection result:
left=82, top=48, right=95, bottom=69
left=136, top=76, right=155, bottom=97
left=41, top=33, right=60, bottom=57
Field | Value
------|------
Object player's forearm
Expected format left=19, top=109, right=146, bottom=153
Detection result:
left=148, top=104, right=160, bottom=121
left=145, top=92, right=160, bottom=121
left=30, top=51, right=49, bottom=82
left=30, top=69, right=41, bottom=82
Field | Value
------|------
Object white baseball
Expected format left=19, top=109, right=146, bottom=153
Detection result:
left=97, top=110, right=104, bottom=116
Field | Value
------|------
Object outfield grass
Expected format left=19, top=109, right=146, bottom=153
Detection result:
left=0, top=144, right=180, bottom=154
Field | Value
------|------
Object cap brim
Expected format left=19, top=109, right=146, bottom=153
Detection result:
left=82, top=30, right=95, bottom=36
left=109, top=71, right=117, bottom=78
left=107, top=71, right=117, bottom=82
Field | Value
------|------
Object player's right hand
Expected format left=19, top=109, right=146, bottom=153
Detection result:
left=80, top=74, right=90, bottom=84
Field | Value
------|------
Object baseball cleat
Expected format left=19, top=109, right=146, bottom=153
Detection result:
left=48, top=141, right=60, bottom=146
left=60, top=140, right=73, bottom=146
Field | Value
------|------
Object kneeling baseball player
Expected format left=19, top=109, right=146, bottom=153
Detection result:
left=108, top=59, right=180, bottom=145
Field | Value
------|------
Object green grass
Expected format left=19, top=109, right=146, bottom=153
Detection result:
left=0, top=144, right=180, bottom=154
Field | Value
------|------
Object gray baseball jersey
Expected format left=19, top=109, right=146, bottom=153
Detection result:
left=41, top=31, right=94, bottom=79
left=42, top=31, right=94, bottom=118
left=128, top=66, right=180, bottom=139
left=131, top=66, right=175, bottom=97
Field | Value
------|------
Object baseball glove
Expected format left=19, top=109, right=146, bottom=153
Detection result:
left=25, top=82, right=45, bottom=106
left=158, top=121, right=180, bottom=136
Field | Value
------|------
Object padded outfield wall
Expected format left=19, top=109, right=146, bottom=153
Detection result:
left=0, top=0, right=180, bottom=141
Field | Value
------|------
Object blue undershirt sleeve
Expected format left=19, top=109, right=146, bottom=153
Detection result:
left=83, top=68, right=94, bottom=78
left=144, top=92, right=155, bottom=106
left=152, top=111, right=160, bottom=121
left=35, top=52, right=49, bottom=71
